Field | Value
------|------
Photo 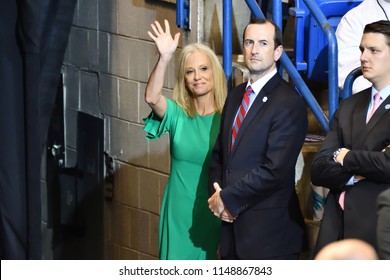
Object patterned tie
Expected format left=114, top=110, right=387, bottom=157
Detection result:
left=231, top=86, right=253, bottom=150
left=339, top=92, right=382, bottom=210
left=367, top=92, right=381, bottom=123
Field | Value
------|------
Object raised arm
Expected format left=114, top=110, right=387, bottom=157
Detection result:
left=145, top=19, right=180, bottom=119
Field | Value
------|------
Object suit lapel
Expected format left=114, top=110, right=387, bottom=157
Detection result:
left=225, top=83, right=246, bottom=153
left=366, top=94, right=390, bottom=128
left=351, top=91, right=370, bottom=149
left=353, top=91, right=390, bottom=149
left=230, top=75, right=280, bottom=153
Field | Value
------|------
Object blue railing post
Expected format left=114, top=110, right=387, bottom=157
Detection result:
left=223, top=0, right=233, bottom=88
left=342, top=67, right=362, bottom=100
left=272, top=0, right=283, bottom=30
left=271, top=0, right=284, bottom=76
left=303, top=0, right=339, bottom=120
left=176, top=0, right=190, bottom=30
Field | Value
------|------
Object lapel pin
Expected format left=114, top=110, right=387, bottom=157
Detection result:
left=262, top=96, right=268, bottom=103
left=385, top=104, right=390, bottom=110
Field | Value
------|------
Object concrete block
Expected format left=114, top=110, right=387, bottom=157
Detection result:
left=62, top=66, right=80, bottom=110
left=68, top=27, right=89, bottom=68
left=98, top=0, right=118, bottom=33
left=118, top=78, right=139, bottom=122
left=117, top=0, right=134, bottom=38
left=111, top=202, right=131, bottom=247
left=128, top=40, right=150, bottom=82
left=114, top=161, right=140, bottom=208
left=139, top=169, right=160, bottom=214
left=108, top=118, right=148, bottom=166
left=130, top=209, right=150, bottom=253
left=149, top=214, right=159, bottom=257
left=108, top=117, right=129, bottom=159
left=99, top=73, right=119, bottom=118
left=80, top=71, right=100, bottom=116
left=109, top=35, right=130, bottom=78
left=77, top=0, right=98, bottom=30
left=98, top=32, right=110, bottom=73
left=126, top=124, right=149, bottom=166
left=88, top=30, right=99, bottom=71
left=117, top=0, right=176, bottom=41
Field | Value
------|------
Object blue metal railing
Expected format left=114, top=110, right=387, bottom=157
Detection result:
left=176, top=0, right=190, bottom=30
left=223, top=0, right=233, bottom=89
left=341, top=67, right=362, bottom=100
left=301, top=0, right=339, bottom=120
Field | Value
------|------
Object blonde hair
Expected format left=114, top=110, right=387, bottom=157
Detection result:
left=173, top=43, right=227, bottom=118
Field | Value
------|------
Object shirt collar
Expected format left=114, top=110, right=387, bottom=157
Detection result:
left=246, top=69, right=277, bottom=96
left=372, top=85, right=390, bottom=102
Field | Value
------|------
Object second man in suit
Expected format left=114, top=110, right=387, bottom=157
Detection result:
left=208, top=18, right=308, bottom=260
left=311, top=20, right=390, bottom=256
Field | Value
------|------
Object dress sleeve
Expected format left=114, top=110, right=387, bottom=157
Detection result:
left=143, top=98, right=174, bottom=140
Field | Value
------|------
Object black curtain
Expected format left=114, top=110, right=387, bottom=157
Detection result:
left=0, top=0, right=77, bottom=259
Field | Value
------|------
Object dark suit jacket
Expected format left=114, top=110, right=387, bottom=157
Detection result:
left=209, top=74, right=308, bottom=259
left=377, top=188, right=390, bottom=260
left=311, top=88, right=390, bottom=256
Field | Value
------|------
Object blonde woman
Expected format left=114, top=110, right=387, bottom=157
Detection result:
left=144, top=19, right=226, bottom=259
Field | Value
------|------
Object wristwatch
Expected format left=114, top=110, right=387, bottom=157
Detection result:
left=333, top=148, right=343, bottom=163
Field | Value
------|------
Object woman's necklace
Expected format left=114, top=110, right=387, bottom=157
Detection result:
left=377, top=0, right=389, bottom=21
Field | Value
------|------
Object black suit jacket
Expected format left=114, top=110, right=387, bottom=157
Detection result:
left=209, top=74, right=308, bottom=259
left=311, top=88, right=390, bottom=255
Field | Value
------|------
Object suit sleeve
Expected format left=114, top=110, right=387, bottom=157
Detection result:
left=310, top=105, right=354, bottom=189
left=208, top=93, right=229, bottom=197
left=208, top=129, right=223, bottom=197
left=342, top=144, right=390, bottom=183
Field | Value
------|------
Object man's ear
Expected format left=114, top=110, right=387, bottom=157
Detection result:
left=274, top=45, right=283, bottom=62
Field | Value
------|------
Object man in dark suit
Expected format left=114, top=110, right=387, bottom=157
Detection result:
left=311, top=20, right=390, bottom=256
left=377, top=188, right=390, bottom=259
left=208, top=18, right=308, bottom=260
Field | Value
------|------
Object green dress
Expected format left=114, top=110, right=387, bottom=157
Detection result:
left=144, top=98, right=221, bottom=260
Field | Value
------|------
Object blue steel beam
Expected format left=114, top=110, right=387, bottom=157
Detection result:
left=341, top=67, right=362, bottom=100
left=272, top=0, right=283, bottom=29
left=223, top=0, right=233, bottom=87
left=303, top=0, right=339, bottom=120
left=176, top=0, right=190, bottom=30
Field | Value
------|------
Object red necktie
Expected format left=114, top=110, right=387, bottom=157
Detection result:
left=339, top=92, right=382, bottom=210
left=231, top=86, right=253, bottom=150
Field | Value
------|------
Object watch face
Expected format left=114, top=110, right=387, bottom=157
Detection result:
left=333, top=148, right=341, bottom=162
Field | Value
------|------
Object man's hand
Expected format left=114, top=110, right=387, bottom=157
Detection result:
left=219, top=208, right=235, bottom=223
left=335, top=148, right=349, bottom=166
left=208, top=182, right=234, bottom=223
